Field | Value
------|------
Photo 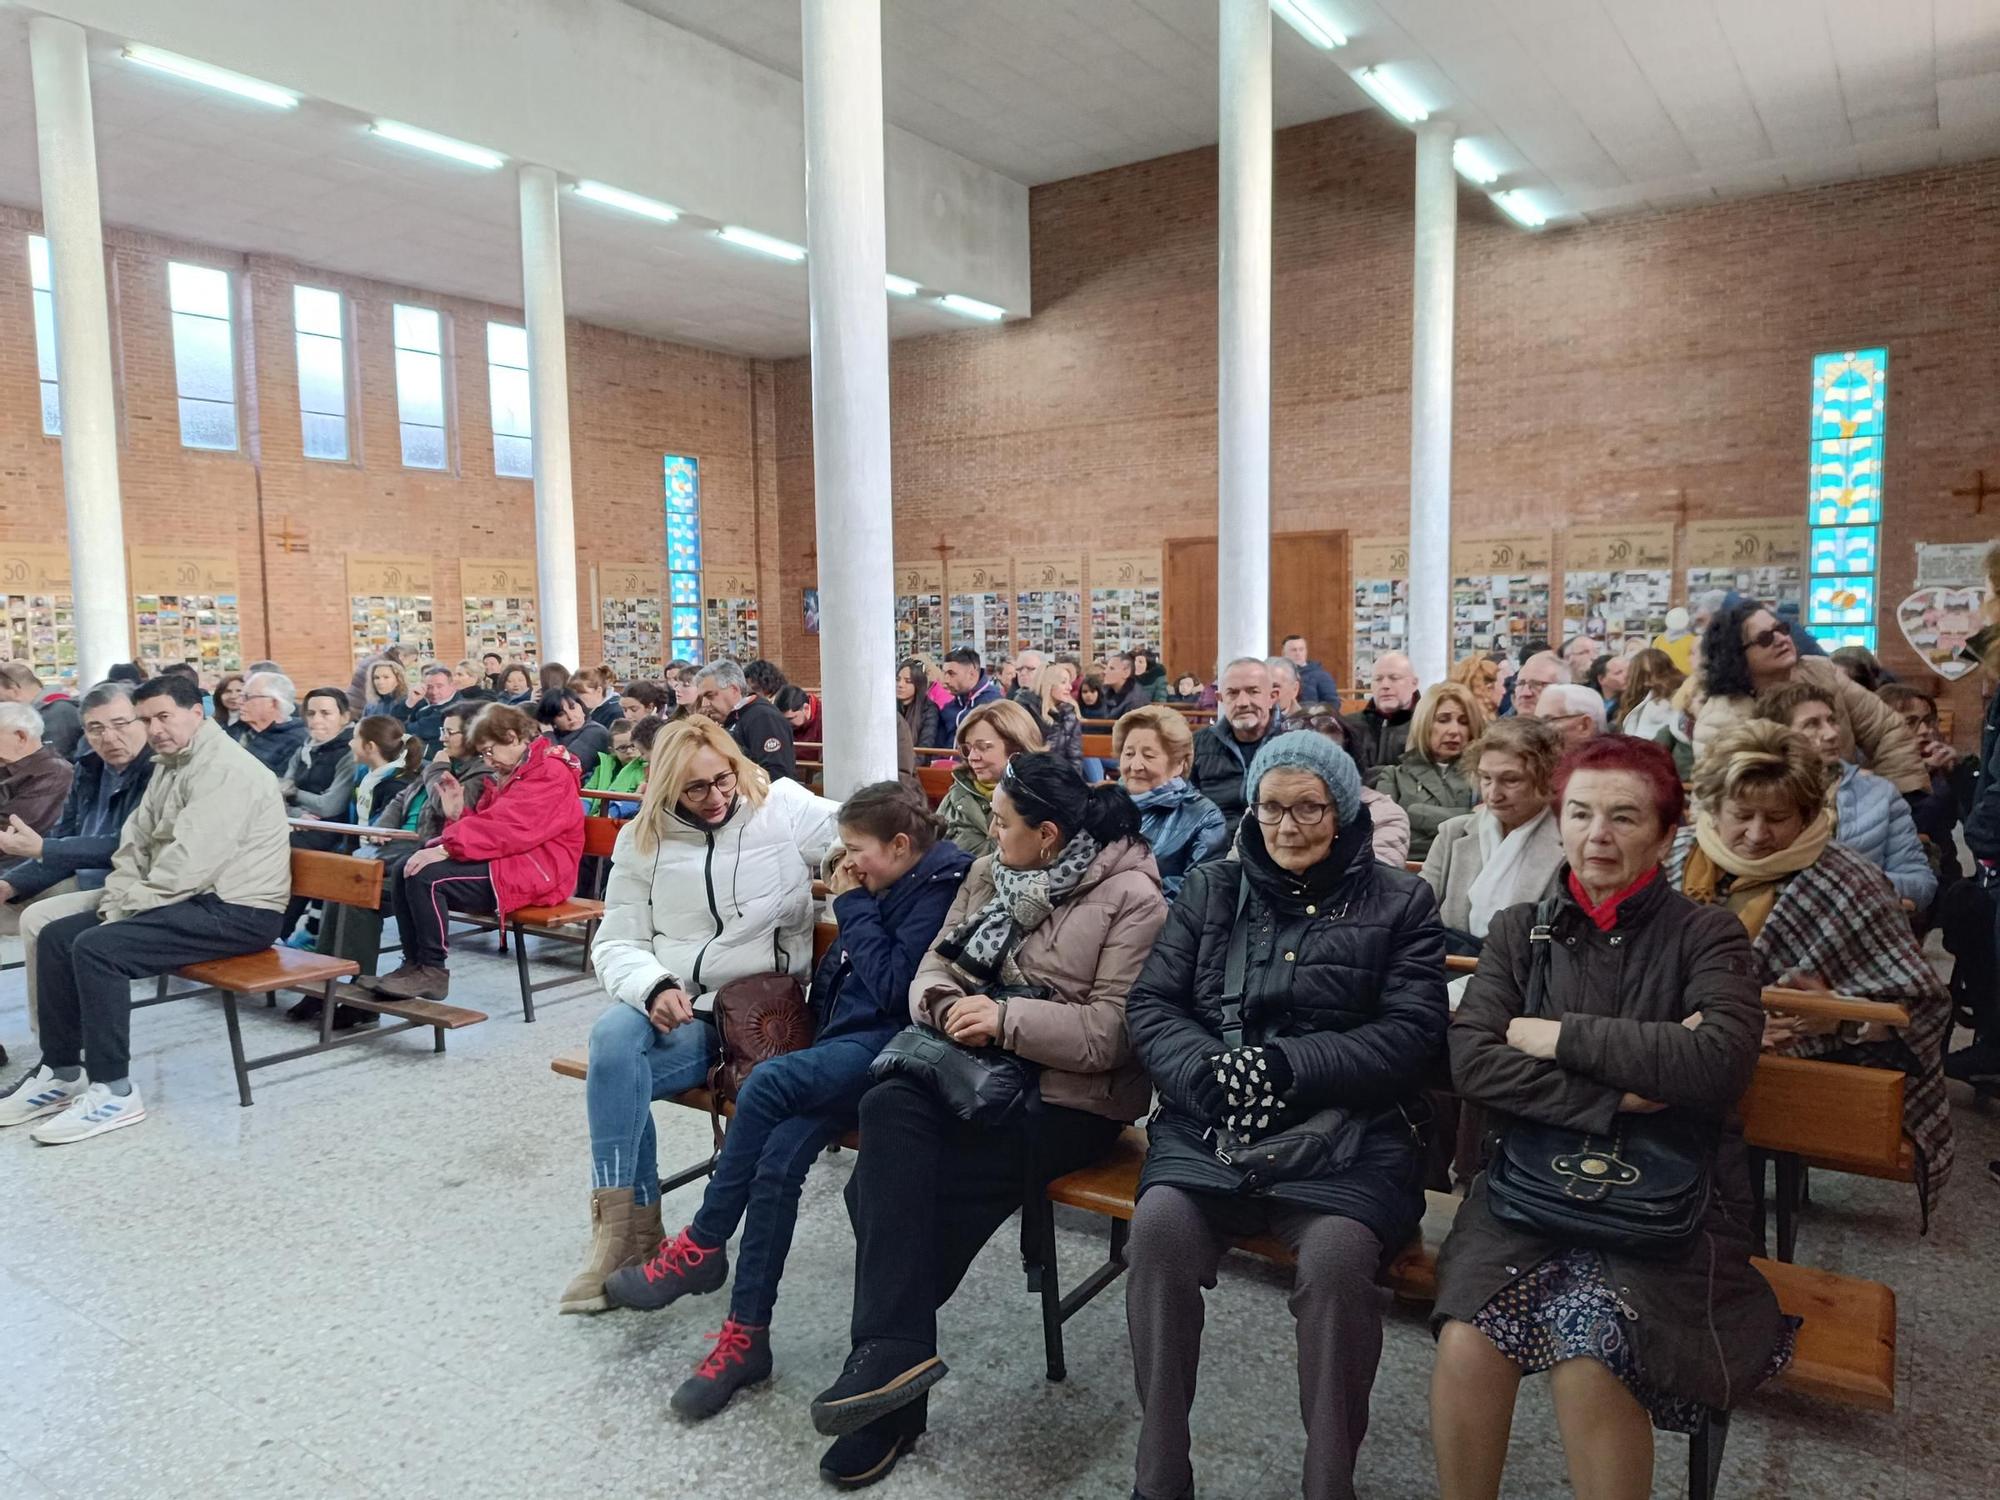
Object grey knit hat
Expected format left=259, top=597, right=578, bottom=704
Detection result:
left=1245, top=730, right=1362, bottom=825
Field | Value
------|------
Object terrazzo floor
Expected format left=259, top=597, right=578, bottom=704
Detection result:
left=2, top=930, right=1997, bottom=1499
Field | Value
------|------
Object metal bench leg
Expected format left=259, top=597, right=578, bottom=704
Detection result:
left=1774, top=1153, right=1802, bottom=1264
left=660, top=1153, right=719, bottom=1195
left=514, top=925, right=536, bottom=1023
left=1688, top=1407, right=1730, bottom=1500
left=221, top=992, right=253, bottom=1107
left=318, top=980, right=336, bottom=1046
left=154, top=974, right=169, bottom=1002
left=433, top=1025, right=446, bottom=1053
left=1029, top=1196, right=1065, bottom=1383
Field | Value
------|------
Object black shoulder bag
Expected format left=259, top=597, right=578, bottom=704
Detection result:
left=1483, top=899, right=1714, bottom=1258
left=868, top=982, right=1044, bottom=1126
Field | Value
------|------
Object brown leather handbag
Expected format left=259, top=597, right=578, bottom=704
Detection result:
left=705, top=972, right=812, bottom=1145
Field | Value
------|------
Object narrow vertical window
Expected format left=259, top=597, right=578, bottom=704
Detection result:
left=1807, top=349, right=1886, bottom=650
left=665, top=454, right=703, bottom=664
left=169, top=261, right=238, bottom=450
left=487, top=321, right=532, bottom=478
left=28, top=234, right=59, bottom=435
left=293, top=286, right=349, bottom=461
left=393, top=303, right=448, bottom=470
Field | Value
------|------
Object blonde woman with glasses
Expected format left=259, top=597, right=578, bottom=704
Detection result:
left=563, top=715, right=839, bottom=1314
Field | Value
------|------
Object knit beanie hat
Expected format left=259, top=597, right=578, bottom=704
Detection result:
left=1245, top=730, right=1362, bottom=825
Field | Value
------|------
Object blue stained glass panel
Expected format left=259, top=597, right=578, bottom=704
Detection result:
left=672, top=606, right=703, bottom=639
left=1809, top=526, right=1877, bottom=577
left=670, top=573, right=701, bottom=604
left=1811, top=349, right=1886, bottom=439
left=1807, top=576, right=1876, bottom=625
left=665, top=454, right=699, bottom=512
left=1808, top=624, right=1877, bottom=652
left=668, top=517, right=701, bottom=571
left=674, top=638, right=706, bottom=666
left=1809, top=436, right=1880, bottom=525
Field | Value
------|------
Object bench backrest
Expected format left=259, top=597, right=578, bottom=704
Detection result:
left=290, top=849, right=384, bottom=908
left=814, top=920, right=838, bottom=966
left=1739, top=1054, right=1905, bottom=1168
left=582, top=815, right=624, bottom=858
left=917, top=764, right=954, bottom=806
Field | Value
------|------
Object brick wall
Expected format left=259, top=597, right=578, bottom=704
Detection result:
left=776, top=112, right=2000, bottom=729
left=0, top=202, right=777, bottom=691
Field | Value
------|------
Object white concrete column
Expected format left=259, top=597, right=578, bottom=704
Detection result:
left=1216, top=0, right=1272, bottom=669
left=802, top=0, right=897, bottom=795
left=518, top=164, right=580, bottom=668
left=29, top=18, right=130, bottom=685
left=1407, top=120, right=1457, bottom=688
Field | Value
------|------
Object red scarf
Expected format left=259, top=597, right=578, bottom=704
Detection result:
left=1566, top=866, right=1658, bottom=932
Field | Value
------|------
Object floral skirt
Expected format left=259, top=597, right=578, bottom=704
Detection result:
left=1470, top=1248, right=1798, bottom=1433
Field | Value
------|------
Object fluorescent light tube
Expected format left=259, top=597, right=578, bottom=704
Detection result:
left=122, top=45, right=298, bottom=109
left=717, top=226, right=807, bottom=262
left=1453, top=139, right=1500, bottom=186
left=1271, top=0, right=1345, bottom=49
left=370, top=119, right=505, bottom=170
left=938, top=294, right=1005, bottom=322
left=885, top=274, right=921, bottom=297
left=574, top=180, right=680, bottom=223
left=1492, top=189, right=1547, bottom=228
left=1353, top=65, right=1428, bottom=125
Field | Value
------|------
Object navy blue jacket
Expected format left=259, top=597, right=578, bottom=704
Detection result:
left=1297, top=660, right=1341, bottom=705
left=811, top=839, right=972, bottom=1046
left=1, top=746, right=156, bottom=898
left=936, top=675, right=1002, bottom=748
left=233, top=717, right=308, bottom=776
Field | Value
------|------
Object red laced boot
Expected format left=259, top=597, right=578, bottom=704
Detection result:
left=670, top=1317, right=773, bottom=1420
left=602, top=1226, right=727, bottom=1311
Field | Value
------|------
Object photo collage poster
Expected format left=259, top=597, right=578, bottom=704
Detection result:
left=1085, top=550, right=1163, bottom=658
left=345, top=554, right=436, bottom=664
left=1349, top=538, right=1410, bottom=688
left=1450, top=534, right=1553, bottom=657
left=460, top=557, right=539, bottom=664
left=947, top=558, right=1011, bottom=662
left=1682, top=519, right=1806, bottom=620
left=128, top=550, right=243, bottom=678
left=1014, top=554, right=1084, bottom=658
left=702, top=562, right=760, bottom=663
left=0, top=544, right=76, bottom=685
left=895, top=561, right=946, bottom=662
left=1558, top=525, right=1675, bottom=656
left=600, top=561, right=664, bottom=679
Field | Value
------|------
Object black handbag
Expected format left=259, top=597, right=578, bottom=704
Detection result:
left=1483, top=899, right=1714, bottom=1258
left=868, top=984, right=1045, bottom=1125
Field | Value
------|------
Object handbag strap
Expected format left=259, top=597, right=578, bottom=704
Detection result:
left=1220, top=871, right=1254, bottom=1048
left=1522, top=896, right=1560, bottom=1021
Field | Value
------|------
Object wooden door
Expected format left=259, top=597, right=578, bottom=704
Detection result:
left=1164, top=532, right=1349, bottom=686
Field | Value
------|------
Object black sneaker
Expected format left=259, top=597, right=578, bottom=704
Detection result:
left=603, top=1228, right=728, bottom=1311
left=809, top=1338, right=946, bottom=1437
left=285, top=996, right=324, bottom=1024
left=818, top=1404, right=925, bottom=1490
left=331, top=1005, right=380, bottom=1031
left=670, top=1318, right=772, bottom=1420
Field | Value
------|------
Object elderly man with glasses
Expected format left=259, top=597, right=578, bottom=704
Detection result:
left=231, top=669, right=309, bottom=776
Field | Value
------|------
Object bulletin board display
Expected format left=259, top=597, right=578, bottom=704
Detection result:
left=1015, top=553, right=1084, bottom=658
left=0, top=544, right=77, bottom=686
left=946, top=557, right=1011, bottom=661
left=460, top=556, right=539, bottom=664
left=1683, top=519, right=1806, bottom=616
left=127, top=547, right=243, bottom=677
left=345, top=554, right=436, bottom=663
left=1086, top=550, right=1164, bottom=659
left=895, top=560, right=947, bottom=662
left=1559, top=524, right=1675, bottom=657
left=1350, top=537, right=1410, bottom=688
left=599, top=560, right=664, bottom=679
left=1450, top=533, right=1553, bottom=658
left=702, top=562, right=761, bottom=663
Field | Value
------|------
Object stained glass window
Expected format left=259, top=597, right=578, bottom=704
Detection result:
left=665, top=455, right=703, bottom=663
left=1807, top=349, right=1885, bottom=650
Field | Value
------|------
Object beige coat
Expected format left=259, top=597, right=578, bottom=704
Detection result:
left=1694, top=655, right=1925, bottom=793
left=99, top=718, right=292, bottom=924
left=910, top=836, right=1167, bottom=1122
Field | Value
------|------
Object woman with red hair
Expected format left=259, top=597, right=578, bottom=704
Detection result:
left=1430, top=736, right=1790, bottom=1500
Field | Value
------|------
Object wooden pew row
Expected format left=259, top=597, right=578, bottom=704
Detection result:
left=450, top=816, right=625, bottom=1022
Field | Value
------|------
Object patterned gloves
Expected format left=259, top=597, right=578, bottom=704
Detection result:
left=1211, top=1044, right=1295, bottom=1140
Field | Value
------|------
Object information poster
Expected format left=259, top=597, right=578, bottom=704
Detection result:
left=460, top=557, right=539, bottom=664
left=1086, top=550, right=1164, bottom=658
left=346, top=554, right=436, bottom=665
left=128, top=547, right=243, bottom=678
left=1683, top=519, right=1805, bottom=615
left=599, top=560, right=664, bottom=679
left=1350, top=537, right=1410, bottom=687
left=895, top=561, right=946, bottom=662
left=1450, top=533, right=1553, bottom=658
left=1015, top=553, right=1084, bottom=659
left=0, top=544, right=77, bottom=685
left=702, top=562, right=761, bottom=663
left=946, top=558, right=1011, bottom=662
left=1559, top=525, right=1675, bottom=657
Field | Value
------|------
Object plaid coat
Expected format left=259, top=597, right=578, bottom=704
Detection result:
left=1667, top=829, right=1953, bottom=1213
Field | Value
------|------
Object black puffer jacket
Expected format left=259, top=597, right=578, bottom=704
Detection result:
left=1339, top=699, right=1414, bottom=777
left=1127, top=808, right=1449, bottom=1252
left=1188, top=718, right=1282, bottom=842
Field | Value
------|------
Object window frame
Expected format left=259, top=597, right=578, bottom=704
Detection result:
left=391, top=301, right=452, bottom=472
left=292, top=284, right=352, bottom=463
left=485, top=320, right=533, bottom=480
left=28, top=233, right=60, bottom=437
left=167, top=258, right=240, bottom=453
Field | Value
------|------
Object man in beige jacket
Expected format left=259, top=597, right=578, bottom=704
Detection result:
left=0, top=676, right=291, bottom=1145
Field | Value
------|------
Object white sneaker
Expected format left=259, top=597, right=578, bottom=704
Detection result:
left=0, top=1065, right=89, bottom=1127
left=30, top=1081, right=146, bottom=1145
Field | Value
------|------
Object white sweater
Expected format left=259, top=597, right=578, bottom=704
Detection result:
left=592, top=777, right=840, bottom=1011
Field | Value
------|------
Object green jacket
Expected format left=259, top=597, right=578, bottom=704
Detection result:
left=1368, top=749, right=1476, bottom=863
left=585, top=752, right=645, bottom=794
left=938, top=768, right=995, bottom=857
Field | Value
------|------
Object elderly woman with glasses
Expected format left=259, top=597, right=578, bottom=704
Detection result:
left=1692, top=601, right=1925, bottom=792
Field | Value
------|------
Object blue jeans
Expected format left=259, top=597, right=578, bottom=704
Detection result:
left=586, top=1003, right=718, bottom=1207
left=690, top=1038, right=878, bottom=1325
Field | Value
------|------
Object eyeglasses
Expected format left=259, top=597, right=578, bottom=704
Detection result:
left=83, top=718, right=137, bottom=738
left=1254, top=799, right=1330, bottom=827
left=1743, top=627, right=1787, bottom=651
left=682, top=769, right=738, bottom=803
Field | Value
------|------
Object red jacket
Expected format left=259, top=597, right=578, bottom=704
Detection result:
left=436, top=737, right=585, bottom=913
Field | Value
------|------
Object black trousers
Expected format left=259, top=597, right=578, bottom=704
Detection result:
left=845, top=1075, right=1121, bottom=1350
left=37, top=896, right=285, bottom=1083
left=389, top=857, right=498, bottom=967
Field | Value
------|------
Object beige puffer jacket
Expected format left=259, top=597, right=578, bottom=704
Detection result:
left=910, top=836, right=1167, bottom=1121
left=1693, top=654, right=1926, bottom=793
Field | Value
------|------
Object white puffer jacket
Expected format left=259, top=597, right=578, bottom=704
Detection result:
left=592, top=777, right=840, bottom=1012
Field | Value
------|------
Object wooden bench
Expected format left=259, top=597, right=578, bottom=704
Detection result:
left=142, top=848, right=486, bottom=1106
left=1036, top=1127, right=1895, bottom=1500
left=478, top=816, right=623, bottom=1022
left=1080, top=733, right=1116, bottom=762
left=917, top=764, right=954, bottom=806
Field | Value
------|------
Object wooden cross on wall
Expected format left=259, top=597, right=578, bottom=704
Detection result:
left=933, top=532, right=955, bottom=571
left=1952, top=469, right=1998, bottom=515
